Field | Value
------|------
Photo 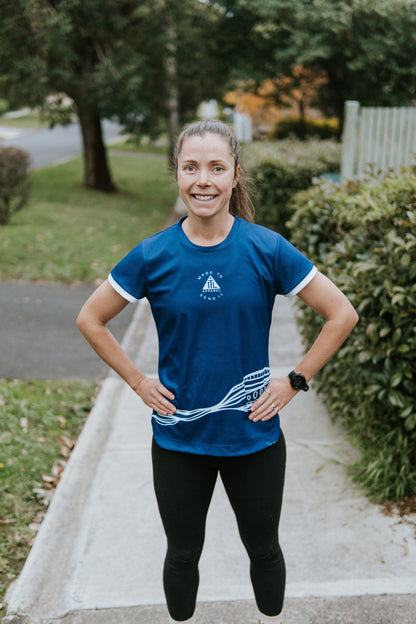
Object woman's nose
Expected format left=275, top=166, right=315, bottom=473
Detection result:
left=196, top=169, right=211, bottom=185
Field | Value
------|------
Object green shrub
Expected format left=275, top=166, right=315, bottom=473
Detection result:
left=0, top=98, right=9, bottom=116
left=269, top=116, right=340, bottom=140
left=0, top=146, right=32, bottom=225
left=242, top=139, right=341, bottom=238
left=288, top=171, right=416, bottom=501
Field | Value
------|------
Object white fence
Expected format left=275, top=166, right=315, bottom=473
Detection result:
left=341, top=100, right=416, bottom=180
left=233, top=111, right=252, bottom=142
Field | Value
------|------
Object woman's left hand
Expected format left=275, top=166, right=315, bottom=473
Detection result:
left=249, top=377, right=298, bottom=422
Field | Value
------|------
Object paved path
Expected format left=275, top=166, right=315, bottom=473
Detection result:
left=3, top=293, right=416, bottom=624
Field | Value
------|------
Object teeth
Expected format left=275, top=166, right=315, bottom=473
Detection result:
left=194, top=195, right=215, bottom=201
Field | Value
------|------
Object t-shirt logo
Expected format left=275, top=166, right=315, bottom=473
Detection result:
left=198, top=270, right=224, bottom=301
left=202, top=275, right=221, bottom=293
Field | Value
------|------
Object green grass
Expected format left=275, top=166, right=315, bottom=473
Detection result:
left=110, top=137, right=168, bottom=156
left=0, top=111, right=47, bottom=129
left=0, top=153, right=177, bottom=282
left=0, top=379, right=97, bottom=612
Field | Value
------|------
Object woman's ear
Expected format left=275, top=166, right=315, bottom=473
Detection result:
left=233, top=164, right=241, bottom=188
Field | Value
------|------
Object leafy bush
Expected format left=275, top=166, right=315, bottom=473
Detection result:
left=0, top=98, right=9, bottom=116
left=269, top=116, right=340, bottom=140
left=288, top=171, right=416, bottom=501
left=0, top=146, right=32, bottom=225
left=242, top=139, right=341, bottom=238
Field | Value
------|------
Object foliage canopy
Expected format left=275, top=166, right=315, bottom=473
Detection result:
left=215, top=0, right=416, bottom=123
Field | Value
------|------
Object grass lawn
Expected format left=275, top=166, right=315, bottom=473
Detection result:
left=0, top=152, right=177, bottom=282
left=0, top=151, right=177, bottom=614
left=0, top=380, right=98, bottom=611
left=0, top=111, right=48, bottom=130
left=110, top=137, right=169, bottom=156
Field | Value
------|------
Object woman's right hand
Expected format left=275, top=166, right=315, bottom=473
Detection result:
left=133, top=377, right=177, bottom=416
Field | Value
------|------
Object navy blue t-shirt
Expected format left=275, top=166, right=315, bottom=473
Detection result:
left=109, top=216, right=316, bottom=456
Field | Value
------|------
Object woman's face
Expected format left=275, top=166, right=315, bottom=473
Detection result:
left=177, top=133, right=240, bottom=222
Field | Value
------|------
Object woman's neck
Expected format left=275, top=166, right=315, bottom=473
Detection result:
left=182, top=213, right=235, bottom=246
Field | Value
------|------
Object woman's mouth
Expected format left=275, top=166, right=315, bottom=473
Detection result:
left=192, top=194, right=216, bottom=202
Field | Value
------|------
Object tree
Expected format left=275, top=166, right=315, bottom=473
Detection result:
left=0, top=1, right=228, bottom=191
left=129, top=0, right=228, bottom=166
left=214, top=0, right=416, bottom=129
left=223, top=79, right=281, bottom=136
left=0, top=0, right=145, bottom=191
left=273, top=65, right=327, bottom=123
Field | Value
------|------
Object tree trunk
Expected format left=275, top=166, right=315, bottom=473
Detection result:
left=165, top=5, right=179, bottom=168
left=76, top=102, right=116, bottom=192
left=298, top=96, right=307, bottom=139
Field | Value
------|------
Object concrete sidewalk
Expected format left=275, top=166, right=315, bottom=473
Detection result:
left=3, top=296, right=416, bottom=624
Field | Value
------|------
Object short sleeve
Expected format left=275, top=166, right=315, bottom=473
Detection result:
left=274, top=235, right=317, bottom=296
left=108, top=243, right=147, bottom=302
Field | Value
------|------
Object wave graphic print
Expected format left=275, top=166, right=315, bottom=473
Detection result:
left=152, top=367, right=271, bottom=426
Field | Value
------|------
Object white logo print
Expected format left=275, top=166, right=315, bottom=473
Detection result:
left=153, top=367, right=271, bottom=426
left=197, top=270, right=223, bottom=301
left=202, top=275, right=221, bottom=293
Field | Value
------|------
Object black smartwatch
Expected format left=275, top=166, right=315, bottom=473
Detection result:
left=288, top=370, right=309, bottom=392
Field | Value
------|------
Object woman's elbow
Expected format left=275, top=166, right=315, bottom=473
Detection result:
left=343, top=302, right=359, bottom=333
left=76, top=305, right=91, bottom=336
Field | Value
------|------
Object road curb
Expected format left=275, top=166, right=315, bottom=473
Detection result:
left=3, top=301, right=150, bottom=623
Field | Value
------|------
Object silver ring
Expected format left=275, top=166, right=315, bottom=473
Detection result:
left=272, top=403, right=275, bottom=410
left=265, top=389, right=271, bottom=396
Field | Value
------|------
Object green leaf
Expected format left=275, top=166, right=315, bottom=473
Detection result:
left=358, top=350, right=373, bottom=364
left=363, top=384, right=382, bottom=396
left=400, top=253, right=411, bottom=267
left=391, top=293, right=405, bottom=305
left=388, top=390, right=406, bottom=408
left=392, top=328, right=402, bottom=345
left=397, top=344, right=410, bottom=353
left=390, top=372, right=403, bottom=388
left=366, top=322, right=378, bottom=345
left=400, top=405, right=414, bottom=418
left=379, top=326, right=391, bottom=337
left=404, top=415, right=416, bottom=431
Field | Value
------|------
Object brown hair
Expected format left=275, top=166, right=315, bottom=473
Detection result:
left=173, top=120, right=255, bottom=222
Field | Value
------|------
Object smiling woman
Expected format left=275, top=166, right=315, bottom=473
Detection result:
left=174, top=119, right=255, bottom=226
left=177, top=133, right=238, bottom=245
left=76, top=119, right=358, bottom=624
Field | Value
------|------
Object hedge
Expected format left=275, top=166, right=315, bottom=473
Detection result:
left=269, top=116, right=340, bottom=141
left=288, top=171, right=416, bottom=502
left=242, top=139, right=341, bottom=239
left=0, top=146, right=32, bottom=225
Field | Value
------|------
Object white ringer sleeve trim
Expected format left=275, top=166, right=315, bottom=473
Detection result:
left=107, top=273, right=139, bottom=303
left=285, top=265, right=318, bottom=297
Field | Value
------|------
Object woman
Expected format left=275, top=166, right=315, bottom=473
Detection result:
left=77, top=120, right=358, bottom=624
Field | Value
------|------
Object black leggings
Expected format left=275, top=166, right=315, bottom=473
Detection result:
left=152, top=433, right=286, bottom=621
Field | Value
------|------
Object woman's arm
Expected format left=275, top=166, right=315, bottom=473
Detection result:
left=250, top=271, right=359, bottom=422
left=76, top=280, right=176, bottom=416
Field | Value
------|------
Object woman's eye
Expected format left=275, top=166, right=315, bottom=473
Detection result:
left=184, top=165, right=195, bottom=173
left=213, top=166, right=224, bottom=173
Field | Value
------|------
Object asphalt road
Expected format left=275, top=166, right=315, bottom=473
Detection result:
left=0, top=119, right=124, bottom=169
left=0, top=281, right=135, bottom=380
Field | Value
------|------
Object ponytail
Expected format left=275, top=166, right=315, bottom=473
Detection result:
left=173, top=120, right=255, bottom=223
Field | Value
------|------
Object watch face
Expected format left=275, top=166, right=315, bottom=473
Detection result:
left=289, top=371, right=308, bottom=390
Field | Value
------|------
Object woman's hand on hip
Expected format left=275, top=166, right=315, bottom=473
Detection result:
left=133, top=377, right=176, bottom=416
left=249, top=377, right=297, bottom=422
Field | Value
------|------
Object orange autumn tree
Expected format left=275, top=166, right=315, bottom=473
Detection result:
left=275, top=65, right=328, bottom=123
left=224, top=67, right=327, bottom=134
left=224, top=80, right=282, bottom=136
